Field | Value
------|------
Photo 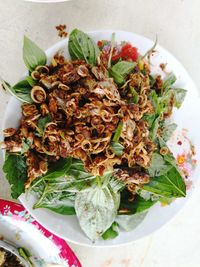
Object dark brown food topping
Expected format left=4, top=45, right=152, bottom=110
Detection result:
left=55, top=24, right=68, bottom=38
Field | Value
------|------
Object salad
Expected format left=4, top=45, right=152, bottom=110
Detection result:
left=1, top=29, right=187, bottom=242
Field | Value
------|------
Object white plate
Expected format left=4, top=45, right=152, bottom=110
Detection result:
left=3, top=30, right=200, bottom=247
left=0, top=200, right=81, bottom=266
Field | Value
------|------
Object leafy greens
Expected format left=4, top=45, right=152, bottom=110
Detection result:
left=23, top=36, right=47, bottom=71
left=109, top=61, right=137, bottom=85
left=3, top=153, right=27, bottom=199
left=1, top=79, right=33, bottom=103
left=68, top=29, right=100, bottom=65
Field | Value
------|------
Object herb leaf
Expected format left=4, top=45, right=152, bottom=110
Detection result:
left=173, top=88, right=187, bottom=108
left=38, top=115, right=52, bottom=135
left=148, top=153, right=172, bottom=177
left=23, top=36, right=47, bottom=72
left=37, top=202, right=75, bottom=215
left=111, top=142, right=124, bottom=156
left=149, top=90, right=161, bottom=114
left=149, top=116, right=160, bottom=140
left=112, top=121, right=123, bottom=142
left=109, top=61, right=137, bottom=85
left=68, top=29, right=100, bottom=66
left=21, top=138, right=32, bottom=154
left=40, top=157, right=72, bottom=181
left=119, top=193, right=156, bottom=215
left=162, top=123, right=177, bottom=142
left=67, top=158, right=96, bottom=181
left=75, top=185, right=120, bottom=241
left=1, top=79, right=33, bottom=103
left=158, top=137, right=179, bottom=168
left=163, top=73, right=176, bottom=90
left=3, top=153, right=27, bottom=199
left=111, top=122, right=124, bottom=156
left=32, top=158, right=97, bottom=215
left=13, top=80, right=33, bottom=103
left=116, top=211, right=147, bottom=232
left=102, top=222, right=119, bottom=240
left=143, top=167, right=186, bottom=198
left=34, top=189, right=76, bottom=215
left=26, top=76, right=37, bottom=86
left=130, top=86, right=139, bottom=103
left=163, top=152, right=178, bottom=168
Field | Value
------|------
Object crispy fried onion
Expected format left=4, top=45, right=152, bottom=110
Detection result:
left=2, top=56, right=156, bottom=187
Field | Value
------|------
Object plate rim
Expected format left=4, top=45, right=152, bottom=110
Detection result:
left=0, top=198, right=81, bottom=266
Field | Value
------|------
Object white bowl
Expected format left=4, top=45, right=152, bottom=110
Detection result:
left=3, top=30, right=200, bottom=247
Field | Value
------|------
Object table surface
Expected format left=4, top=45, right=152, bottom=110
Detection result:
left=0, top=0, right=200, bottom=266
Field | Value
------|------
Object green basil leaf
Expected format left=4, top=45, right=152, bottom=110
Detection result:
left=163, top=153, right=178, bottom=168
left=143, top=113, right=156, bottom=128
left=149, top=90, right=161, bottom=114
left=33, top=158, right=96, bottom=191
left=47, top=177, right=94, bottom=194
left=41, top=204, right=75, bottom=215
left=130, top=86, right=139, bottom=103
left=100, top=172, right=113, bottom=187
left=21, top=138, right=32, bottom=154
left=173, top=88, right=187, bottom=108
left=109, top=176, right=125, bottom=193
left=75, top=186, right=120, bottom=241
left=110, top=142, right=124, bottom=156
left=158, top=138, right=179, bottom=168
left=41, top=157, right=72, bottom=181
left=150, top=89, right=174, bottom=118
left=149, top=74, right=156, bottom=87
left=162, top=123, right=177, bottom=142
left=158, top=136, right=166, bottom=147
left=26, top=76, right=37, bottom=86
left=23, top=36, right=47, bottom=71
left=1, top=79, right=33, bottom=103
left=3, top=153, right=27, bottom=199
left=149, top=116, right=160, bottom=140
left=68, top=29, right=100, bottom=65
left=119, top=193, right=156, bottom=215
left=143, top=167, right=186, bottom=198
left=112, top=121, right=123, bottom=142
left=163, top=73, right=176, bottom=90
left=109, top=61, right=137, bottom=85
left=30, top=158, right=73, bottom=192
left=116, top=211, right=147, bottom=232
left=148, top=153, right=172, bottom=177
left=13, top=79, right=31, bottom=91
left=102, top=222, right=119, bottom=240
left=109, top=68, right=124, bottom=85
left=67, top=158, right=96, bottom=181
left=34, top=190, right=75, bottom=215
left=38, top=114, right=52, bottom=135
left=158, top=90, right=174, bottom=115
left=137, top=189, right=159, bottom=201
